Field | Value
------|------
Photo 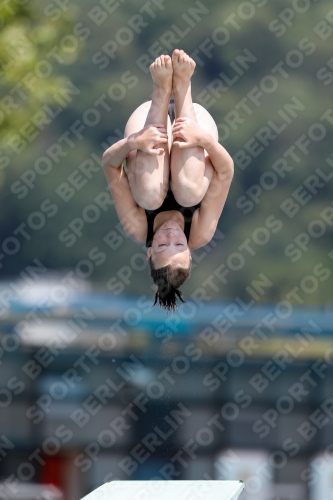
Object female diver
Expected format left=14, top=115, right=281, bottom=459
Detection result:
left=102, top=49, right=234, bottom=311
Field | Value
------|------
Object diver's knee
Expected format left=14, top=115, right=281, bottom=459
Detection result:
left=137, top=187, right=166, bottom=210
left=172, top=182, right=203, bottom=207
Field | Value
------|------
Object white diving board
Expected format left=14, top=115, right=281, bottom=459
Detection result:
left=81, top=480, right=244, bottom=500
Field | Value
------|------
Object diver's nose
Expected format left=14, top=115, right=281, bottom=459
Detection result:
left=167, top=231, right=176, bottom=240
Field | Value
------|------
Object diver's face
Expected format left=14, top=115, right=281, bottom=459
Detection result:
left=146, top=220, right=191, bottom=269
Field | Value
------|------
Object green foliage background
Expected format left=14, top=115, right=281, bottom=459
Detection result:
left=1, top=0, right=332, bottom=306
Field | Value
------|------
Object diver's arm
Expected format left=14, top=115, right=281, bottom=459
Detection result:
left=102, top=137, right=145, bottom=242
left=186, top=129, right=234, bottom=249
left=102, top=137, right=136, bottom=170
left=200, top=131, right=234, bottom=180
left=103, top=163, right=147, bottom=243
left=102, top=124, right=168, bottom=169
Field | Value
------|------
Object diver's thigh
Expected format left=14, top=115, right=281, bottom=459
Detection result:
left=124, top=101, right=152, bottom=137
left=193, top=103, right=219, bottom=143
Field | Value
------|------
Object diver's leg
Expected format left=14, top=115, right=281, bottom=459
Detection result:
left=170, top=49, right=217, bottom=207
left=125, top=55, right=172, bottom=210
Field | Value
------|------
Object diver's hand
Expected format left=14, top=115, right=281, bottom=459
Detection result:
left=172, top=117, right=206, bottom=148
left=130, top=124, right=168, bottom=155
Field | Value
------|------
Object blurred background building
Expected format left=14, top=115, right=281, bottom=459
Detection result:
left=1, top=277, right=333, bottom=499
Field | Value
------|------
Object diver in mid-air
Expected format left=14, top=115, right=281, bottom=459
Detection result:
left=103, top=49, right=234, bottom=311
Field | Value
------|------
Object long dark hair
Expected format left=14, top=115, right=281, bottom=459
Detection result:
left=149, top=259, right=191, bottom=312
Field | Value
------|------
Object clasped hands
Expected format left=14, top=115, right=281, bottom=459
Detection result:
left=130, top=118, right=206, bottom=155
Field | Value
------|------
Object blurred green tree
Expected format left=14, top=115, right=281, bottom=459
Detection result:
left=0, top=0, right=81, bottom=160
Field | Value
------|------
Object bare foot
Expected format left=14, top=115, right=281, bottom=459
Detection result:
left=149, top=55, right=173, bottom=95
left=172, top=49, right=196, bottom=90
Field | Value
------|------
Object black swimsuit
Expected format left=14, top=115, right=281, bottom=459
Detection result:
left=145, top=189, right=200, bottom=247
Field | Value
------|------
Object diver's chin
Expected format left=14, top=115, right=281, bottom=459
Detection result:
left=161, top=220, right=181, bottom=229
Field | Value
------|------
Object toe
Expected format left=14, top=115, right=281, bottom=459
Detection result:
left=172, top=49, right=180, bottom=62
